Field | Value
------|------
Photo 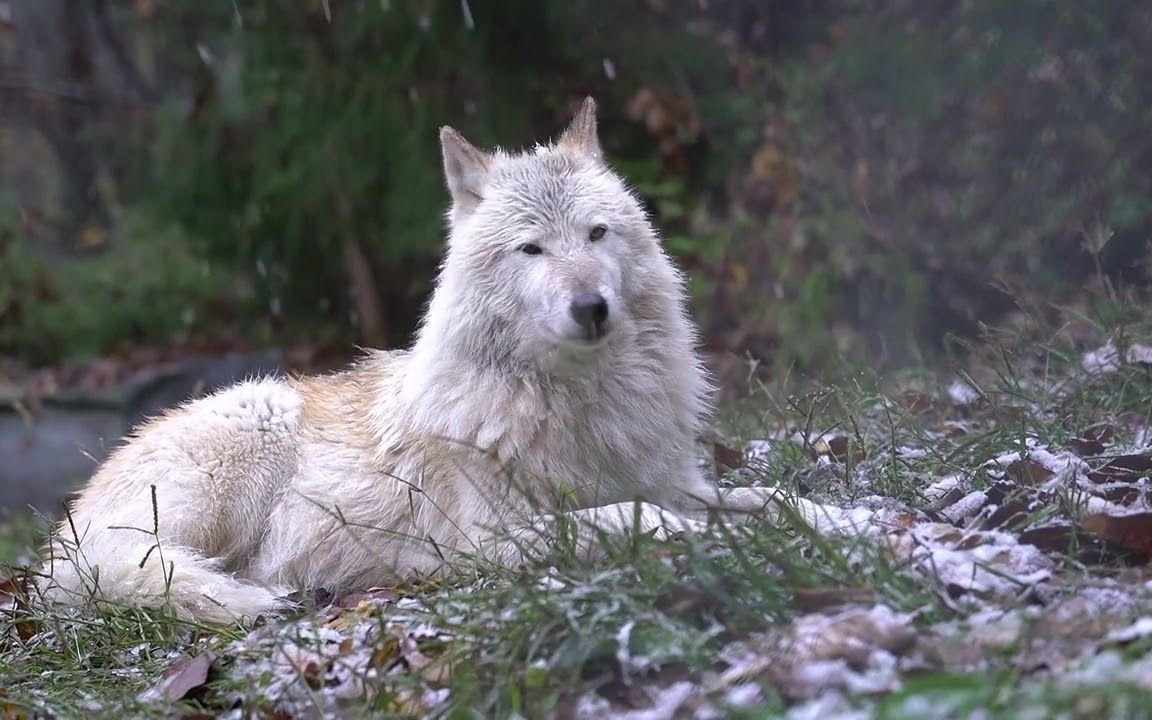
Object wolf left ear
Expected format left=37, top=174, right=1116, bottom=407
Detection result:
left=440, top=126, right=491, bottom=220
left=558, top=96, right=602, bottom=161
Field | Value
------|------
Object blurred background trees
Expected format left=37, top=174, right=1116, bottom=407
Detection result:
left=2, top=0, right=1151, bottom=384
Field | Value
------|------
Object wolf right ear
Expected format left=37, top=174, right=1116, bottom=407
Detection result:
left=558, top=96, right=602, bottom=161
left=440, top=127, right=491, bottom=219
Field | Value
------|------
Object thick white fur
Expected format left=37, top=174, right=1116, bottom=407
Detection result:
left=37, top=99, right=823, bottom=624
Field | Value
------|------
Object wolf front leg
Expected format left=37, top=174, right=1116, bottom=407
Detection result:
left=479, top=501, right=707, bottom=567
left=668, top=473, right=840, bottom=533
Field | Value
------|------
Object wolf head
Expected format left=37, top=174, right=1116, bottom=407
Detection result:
left=419, top=98, right=695, bottom=379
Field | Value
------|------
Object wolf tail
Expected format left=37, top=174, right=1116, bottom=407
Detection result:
left=37, top=535, right=285, bottom=625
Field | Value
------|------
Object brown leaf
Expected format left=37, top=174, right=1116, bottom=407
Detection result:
left=940, top=421, right=971, bottom=438
left=1003, top=459, right=1054, bottom=486
left=713, top=441, right=744, bottom=473
left=139, top=651, right=217, bottom=703
left=750, top=142, right=800, bottom=207
left=791, top=587, right=877, bottom=613
left=815, top=435, right=866, bottom=464
left=301, top=660, right=323, bottom=690
left=1081, top=512, right=1152, bottom=561
left=1088, top=453, right=1152, bottom=483
left=369, top=636, right=402, bottom=670
left=981, top=500, right=1032, bottom=531
left=1097, top=485, right=1142, bottom=506
left=0, top=569, right=39, bottom=646
left=334, top=587, right=398, bottom=610
left=1018, top=524, right=1078, bottom=554
left=295, top=587, right=335, bottom=606
left=925, top=486, right=967, bottom=516
left=1067, top=437, right=1107, bottom=457
left=1065, top=422, right=1114, bottom=457
left=1088, top=466, right=1136, bottom=484
left=1088, top=423, right=1116, bottom=442
left=728, top=264, right=749, bottom=292
left=898, top=391, right=937, bottom=414
left=1018, top=523, right=1143, bottom=565
left=1101, top=453, right=1152, bottom=471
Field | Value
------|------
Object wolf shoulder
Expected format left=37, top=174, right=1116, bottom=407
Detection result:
left=127, top=348, right=404, bottom=444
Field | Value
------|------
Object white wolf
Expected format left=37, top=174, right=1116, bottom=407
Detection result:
left=37, top=99, right=822, bottom=624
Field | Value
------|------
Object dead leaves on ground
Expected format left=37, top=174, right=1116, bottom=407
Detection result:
left=813, top=435, right=867, bottom=465
left=1080, top=512, right=1152, bottom=563
left=138, top=651, right=217, bottom=703
left=0, top=569, right=37, bottom=649
left=1066, top=423, right=1115, bottom=457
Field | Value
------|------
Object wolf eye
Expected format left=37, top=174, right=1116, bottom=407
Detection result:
left=520, top=243, right=543, bottom=255
left=588, top=225, right=608, bottom=241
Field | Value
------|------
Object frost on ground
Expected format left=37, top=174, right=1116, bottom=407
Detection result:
left=217, top=594, right=451, bottom=719
left=207, top=401, right=1152, bottom=718
left=9, top=340, right=1152, bottom=718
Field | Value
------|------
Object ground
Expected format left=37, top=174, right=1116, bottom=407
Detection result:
left=5, top=305, right=1152, bottom=719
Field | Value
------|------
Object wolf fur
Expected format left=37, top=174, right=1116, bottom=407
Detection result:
left=37, top=99, right=824, bottom=624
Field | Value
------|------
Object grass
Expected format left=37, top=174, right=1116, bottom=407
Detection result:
left=6, top=295, right=1152, bottom=718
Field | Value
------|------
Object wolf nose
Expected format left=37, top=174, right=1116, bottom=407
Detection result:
left=570, top=291, right=609, bottom=331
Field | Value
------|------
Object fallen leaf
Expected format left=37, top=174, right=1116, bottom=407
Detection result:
left=1097, top=484, right=1142, bottom=506
left=750, top=143, right=800, bottom=206
left=334, top=587, right=398, bottom=609
left=791, top=587, right=877, bottom=613
left=0, top=569, right=39, bottom=646
left=1081, top=512, right=1152, bottom=561
left=925, top=486, right=968, bottom=517
left=1003, top=459, right=1054, bottom=486
left=1018, top=523, right=1144, bottom=566
left=814, top=435, right=866, bottom=464
left=940, top=421, right=971, bottom=438
left=282, top=587, right=334, bottom=608
left=370, top=636, right=402, bottom=670
left=138, top=651, right=217, bottom=703
left=713, top=441, right=744, bottom=473
left=1088, top=453, right=1152, bottom=483
left=653, top=583, right=727, bottom=621
left=729, top=264, right=749, bottom=292
left=1065, top=423, right=1116, bottom=457
left=1099, top=453, right=1152, bottom=471
left=301, top=660, right=323, bottom=690
left=1017, top=524, right=1078, bottom=554
left=1089, top=422, right=1117, bottom=442
left=981, top=500, right=1033, bottom=530
left=899, top=391, right=937, bottom=414
left=79, top=226, right=105, bottom=249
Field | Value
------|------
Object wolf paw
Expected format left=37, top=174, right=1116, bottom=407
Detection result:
left=584, top=501, right=708, bottom=540
left=647, top=511, right=709, bottom=541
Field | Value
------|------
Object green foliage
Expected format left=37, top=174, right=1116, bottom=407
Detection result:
left=712, top=0, right=1152, bottom=370
left=11, top=299, right=1152, bottom=716
left=0, top=216, right=237, bottom=364
left=10, top=0, right=1151, bottom=372
left=136, top=0, right=733, bottom=330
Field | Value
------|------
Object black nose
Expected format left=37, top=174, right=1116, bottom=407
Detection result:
left=569, top=291, right=609, bottom=331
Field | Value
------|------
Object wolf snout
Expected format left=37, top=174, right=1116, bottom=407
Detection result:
left=569, top=291, right=609, bottom=338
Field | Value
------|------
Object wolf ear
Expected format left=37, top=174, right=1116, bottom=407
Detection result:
left=558, top=96, right=602, bottom=160
left=440, top=126, right=491, bottom=219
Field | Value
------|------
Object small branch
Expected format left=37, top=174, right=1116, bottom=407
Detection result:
left=90, top=0, right=159, bottom=102
left=0, top=79, right=146, bottom=107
